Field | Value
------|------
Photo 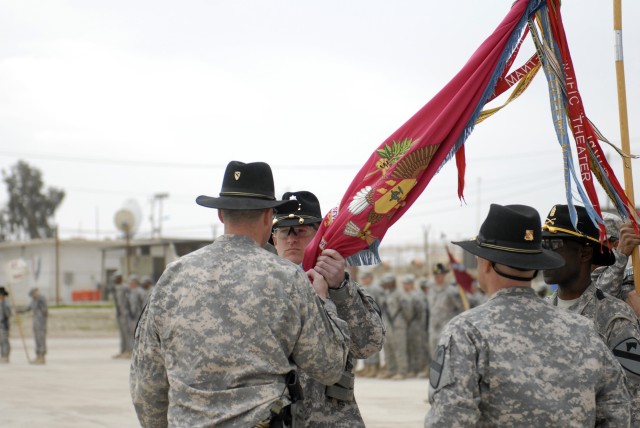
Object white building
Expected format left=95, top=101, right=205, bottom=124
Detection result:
left=0, top=237, right=209, bottom=306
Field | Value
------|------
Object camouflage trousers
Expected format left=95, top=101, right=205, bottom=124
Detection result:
left=383, top=324, right=408, bottom=375
left=33, top=322, right=46, bottom=356
left=0, top=327, right=9, bottom=357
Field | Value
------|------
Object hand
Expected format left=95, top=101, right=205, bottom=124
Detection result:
left=626, top=290, right=640, bottom=318
left=307, top=269, right=329, bottom=300
left=617, top=223, right=640, bottom=257
left=314, top=249, right=346, bottom=289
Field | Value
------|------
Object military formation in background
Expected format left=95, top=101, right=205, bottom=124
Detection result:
left=355, top=261, right=485, bottom=382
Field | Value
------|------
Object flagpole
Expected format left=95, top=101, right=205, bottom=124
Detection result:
left=613, top=0, right=640, bottom=293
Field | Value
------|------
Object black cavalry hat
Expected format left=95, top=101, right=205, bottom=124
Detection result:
left=432, top=263, right=449, bottom=275
left=541, top=204, right=615, bottom=266
left=196, top=161, right=299, bottom=211
left=454, top=204, right=564, bottom=270
left=272, top=191, right=323, bottom=228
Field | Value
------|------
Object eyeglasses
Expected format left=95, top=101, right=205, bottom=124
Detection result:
left=541, top=238, right=564, bottom=251
left=273, top=226, right=317, bottom=239
left=542, top=237, right=589, bottom=251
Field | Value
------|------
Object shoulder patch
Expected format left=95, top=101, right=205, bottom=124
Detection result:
left=613, top=337, right=640, bottom=376
left=430, top=345, right=446, bottom=389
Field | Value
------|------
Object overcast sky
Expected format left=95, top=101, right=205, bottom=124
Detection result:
left=1, top=0, right=639, bottom=251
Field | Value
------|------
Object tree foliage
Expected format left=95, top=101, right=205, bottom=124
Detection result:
left=1, top=160, right=65, bottom=240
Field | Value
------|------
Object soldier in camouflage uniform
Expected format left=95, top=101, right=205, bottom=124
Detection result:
left=356, top=270, right=384, bottom=377
left=0, top=287, right=11, bottom=363
left=130, top=162, right=350, bottom=427
left=378, top=273, right=412, bottom=380
left=426, top=203, right=631, bottom=427
left=416, top=277, right=430, bottom=377
left=272, top=190, right=384, bottom=427
left=112, top=271, right=132, bottom=358
left=18, top=288, right=48, bottom=364
left=542, top=204, right=640, bottom=424
left=140, top=276, right=154, bottom=301
left=402, top=274, right=426, bottom=378
left=127, top=274, right=146, bottom=342
left=427, top=263, right=464, bottom=359
left=592, top=212, right=640, bottom=300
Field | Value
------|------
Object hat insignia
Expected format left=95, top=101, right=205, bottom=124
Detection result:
left=524, top=230, right=534, bottom=241
left=234, top=171, right=241, bottom=180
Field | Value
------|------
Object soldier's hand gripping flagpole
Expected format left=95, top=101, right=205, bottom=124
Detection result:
left=613, top=0, right=640, bottom=293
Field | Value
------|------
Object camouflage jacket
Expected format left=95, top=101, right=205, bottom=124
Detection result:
left=381, top=287, right=412, bottom=329
left=299, top=276, right=385, bottom=427
left=130, top=234, right=350, bottom=428
left=550, top=282, right=640, bottom=423
left=20, top=295, right=48, bottom=329
left=427, top=284, right=464, bottom=350
left=426, top=287, right=630, bottom=427
left=0, top=300, right=10, bottom=330
left=592, top=248, right=630, bottom=300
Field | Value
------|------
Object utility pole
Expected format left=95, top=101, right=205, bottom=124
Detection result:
left=150, top=193, right=169, bottom=239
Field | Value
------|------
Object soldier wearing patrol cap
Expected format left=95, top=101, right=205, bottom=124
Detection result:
left=427, top=262, right=464, bottom=360
left=592, top=211, right=640, bottom=301
left=272, top=190, right=384, bottom=428
left=378, top=272, right=411, bottom=380
left=130, top=162, right=350, bottom=427
left=356, top=270, right=384, bottom=378
left=426, top=203, right=630, bottom=426
left=402, top=274, right=427, bottom=378
left=542, top=204, right=640, bottom=422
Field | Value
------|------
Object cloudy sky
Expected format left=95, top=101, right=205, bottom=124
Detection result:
left=1, top=0, right=639, bottom=250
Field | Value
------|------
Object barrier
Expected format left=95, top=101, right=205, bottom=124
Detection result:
left=71, top=290, right=102, bottom=302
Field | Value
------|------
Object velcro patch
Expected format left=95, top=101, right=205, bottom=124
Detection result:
left=613, top=337, right=640, bottom=376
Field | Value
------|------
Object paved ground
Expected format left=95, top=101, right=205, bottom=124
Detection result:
left=1, top=337, right=430, bottom=427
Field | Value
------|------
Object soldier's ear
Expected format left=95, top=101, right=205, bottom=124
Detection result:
left=581, top=244, right=594, bottom=263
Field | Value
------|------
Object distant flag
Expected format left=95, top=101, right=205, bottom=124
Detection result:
left=446, top=246, right=475, bottom=294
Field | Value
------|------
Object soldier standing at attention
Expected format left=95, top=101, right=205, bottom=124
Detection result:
left=112, top=271, right=131, bottom=359
left=378, top=273, right=411, bottom=380
left=130, top=161, right=350, bottom=427
left=271, top=190, right=384, bottom=427
left=0, top=287, right=11, bottom=363
left=426, top=203, right=630, bottom=426
left=127, top=275, right=146, bottom=344
left=427, top=263, right=464, bottom=359
left=402, top=274, right=426, bottom=378
left=356, top=270, right=384, bottom=378
left=542, top=204, right=640, bottom=422
left=139, top=276, right=154, bottom=301
left=18, top=288, right=48, bottom=364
